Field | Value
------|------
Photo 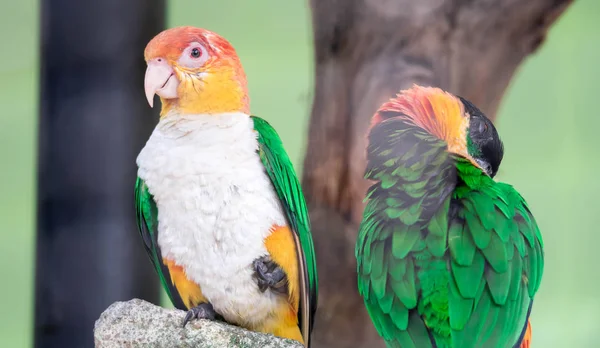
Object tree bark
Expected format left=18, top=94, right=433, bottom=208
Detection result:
left=35, top=1, right=165, bottom=347
left=304, top=0, right=572, bottom=347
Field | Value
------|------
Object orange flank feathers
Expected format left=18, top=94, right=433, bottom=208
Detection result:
left=163, top=258, right=206, bottom=309
left=162, top=225, right=303, bottom=343
left=520, top=321, right=532, bottom=348
left=263, top=225, right=303, bottom=343
left=144, top=26, right=250, bottom=116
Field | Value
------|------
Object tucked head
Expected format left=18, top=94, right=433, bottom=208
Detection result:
left=144, top=26, right=249, bottom=116
left=372, top=85, right=504, bottom=177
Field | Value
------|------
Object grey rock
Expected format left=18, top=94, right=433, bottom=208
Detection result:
left=94, top=299, right=303, bottom=348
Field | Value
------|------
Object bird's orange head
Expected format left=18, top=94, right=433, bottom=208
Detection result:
left=371, top=85, right=503, bottom=177
left=144, top=26, right=250, bottom=116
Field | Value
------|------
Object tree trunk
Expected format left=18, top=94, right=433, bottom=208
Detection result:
left=304, top=0, right=572, bottom=346
left=35, top=1, right=165, bottom=347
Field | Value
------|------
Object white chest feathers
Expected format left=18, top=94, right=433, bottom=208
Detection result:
left=136, top=112, right=288, bottom=324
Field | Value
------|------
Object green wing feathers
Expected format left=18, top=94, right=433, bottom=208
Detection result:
left=251, top=116, right=318, bottom=343
left=356, top=117, right=544, bottom=348
left=357, top=117, right=455, bottom=348
left=135, top=177, right=186, bottom=309
left=448, top=164, right=544, bottom=347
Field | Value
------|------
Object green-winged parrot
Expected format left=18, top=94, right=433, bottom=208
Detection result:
left=135, top=26, right=318, bottom=346
left=355, top=85, right=544, bottom=348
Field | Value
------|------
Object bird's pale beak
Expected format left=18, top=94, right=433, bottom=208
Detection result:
left=144, top=58, right=180, bottom=107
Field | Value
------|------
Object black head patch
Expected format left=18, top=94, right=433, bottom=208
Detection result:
left=459, top=96, right=504, bottom=177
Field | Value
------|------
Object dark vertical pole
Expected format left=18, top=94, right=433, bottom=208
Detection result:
left=35, top=1, right=165, bottom=347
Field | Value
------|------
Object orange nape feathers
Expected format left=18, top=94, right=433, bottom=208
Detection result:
left=371, top=85, right=471, bottom=158
left=144, top=26, right=250, bottom=115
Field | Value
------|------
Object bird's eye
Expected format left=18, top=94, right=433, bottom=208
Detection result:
left=190, top=48, right=201, bottom=58
left=477, top=120, right=488, bottom=134
left=179, top=42, right=208, bottom=68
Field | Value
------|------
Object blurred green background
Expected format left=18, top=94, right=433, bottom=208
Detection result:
left=1, top=0, right=598, bottom=347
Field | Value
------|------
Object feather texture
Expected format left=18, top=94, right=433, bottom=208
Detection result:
left=134, top=178, right=186, bottom=310
left=252, top=116, right=318, bottom=346
left=356, top=110, right=544, bottom=348
left=134, top=113, right=317, bottom=346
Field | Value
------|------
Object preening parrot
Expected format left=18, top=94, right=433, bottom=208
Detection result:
left=135, top=26, right=317, bottom=346
left=355, top=85, right=544, bottom=348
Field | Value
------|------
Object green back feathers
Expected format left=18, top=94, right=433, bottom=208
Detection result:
left=356, top=116, right=544, bottom=348
left=357, top=117, right=455, bottom=348
left=252, top=116, right=318, bottom=343
left=134, top=177, right=186, bottom=309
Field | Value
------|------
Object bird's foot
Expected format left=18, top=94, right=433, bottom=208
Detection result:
left=182, top=303, right=217, bottom=327
left=252, top=255, right=288, bottom=295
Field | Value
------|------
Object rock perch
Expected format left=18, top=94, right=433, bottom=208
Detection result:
left=94, top=299, right=303, bottom=348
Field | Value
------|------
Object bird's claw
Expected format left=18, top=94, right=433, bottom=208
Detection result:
left=182, top=303, right=217, bottom=327
left=252, top=255, right=288, bottom=295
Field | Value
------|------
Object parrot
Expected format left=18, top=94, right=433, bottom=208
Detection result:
left=355, top=85, right=544, bottom=348
left=134, top=26, right=318, bottom=346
